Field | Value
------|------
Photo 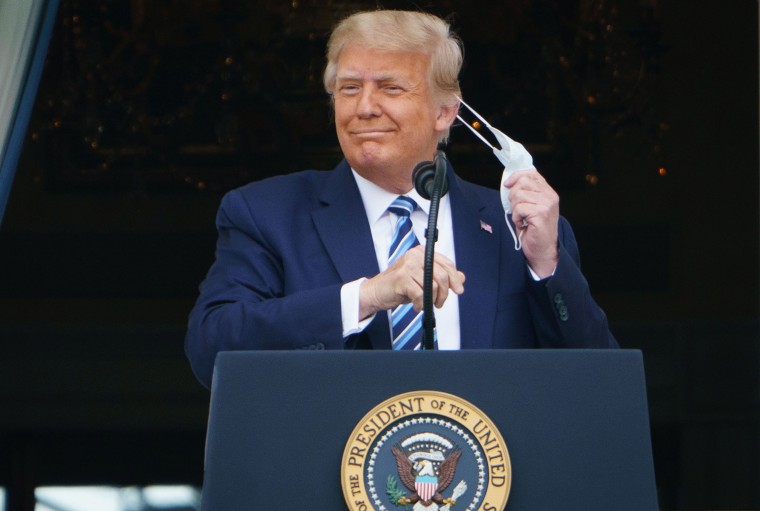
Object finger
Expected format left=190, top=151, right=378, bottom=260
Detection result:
left=410, top=286, right=426, bottom=312
left=513, top=193, right=557, bottom=224
left=508, top=201, right=530, bottom=230
left=446, top=268, right=466, bottom=295
left=431, top=253, right=465, bottom=288
left=514, top=183, right=554, bottom=205
left=405, top=250, right=457, bottom=281
left=432, top=262, right=465, bottom=307
left=405, top=262, right=458, bottom=309
left=509, top=181, right=547, bottom=206
left=400, top=249, right=466, bottom=307
left=432, top=273, right=449, bottom=308
left=510, top=180, right=558, bottom=215
left=411, top=260, right=448, bottom=309
left=503, top=168, right=538, bottom=188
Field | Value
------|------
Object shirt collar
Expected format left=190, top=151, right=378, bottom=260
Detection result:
left=351, top=169, right=431, bottom=225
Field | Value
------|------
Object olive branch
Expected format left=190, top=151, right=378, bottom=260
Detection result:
left=386, top=475, right=410, bottom=510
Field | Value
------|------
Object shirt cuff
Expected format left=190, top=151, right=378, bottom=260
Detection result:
left=527, top=264, right=556, bottom=281
left=341, top=278, right=375, bottom=337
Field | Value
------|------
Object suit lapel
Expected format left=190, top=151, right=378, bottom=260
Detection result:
left=448, top=170, right=501, bottom=349
left=311, top=161, right=391, bottom=349
left=309, top=161, right=502, bottom=351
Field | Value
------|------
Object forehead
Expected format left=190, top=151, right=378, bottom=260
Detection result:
left=335, top=46, right=430, bottom=82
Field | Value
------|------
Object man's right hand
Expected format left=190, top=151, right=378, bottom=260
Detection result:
left=358, top=245, right=465, bottom=320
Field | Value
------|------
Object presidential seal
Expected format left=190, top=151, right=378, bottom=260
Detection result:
left=341, top=391, right=511, bottom=511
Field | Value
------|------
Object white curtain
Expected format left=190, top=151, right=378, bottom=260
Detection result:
left=0, top=0, right=45, bottom=163
left=0, top=0, right=55, bottom=224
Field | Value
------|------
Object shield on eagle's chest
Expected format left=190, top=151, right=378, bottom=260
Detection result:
left=415, top=475, right=438, bottom=502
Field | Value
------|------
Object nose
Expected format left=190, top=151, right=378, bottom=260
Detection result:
left=356, top=86, right=382, bottom=119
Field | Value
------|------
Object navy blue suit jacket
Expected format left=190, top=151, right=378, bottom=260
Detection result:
left=186, top=160, right=617, bottom=387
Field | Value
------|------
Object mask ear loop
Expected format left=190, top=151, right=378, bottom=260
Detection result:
left=455, top=96, right=500, bottom=151
left=505, top=211, right=524, bottom=251
left=456, top=96, right=524, bottom=250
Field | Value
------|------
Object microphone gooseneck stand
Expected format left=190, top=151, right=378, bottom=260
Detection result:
left=414, top=148, right=449, bottom=350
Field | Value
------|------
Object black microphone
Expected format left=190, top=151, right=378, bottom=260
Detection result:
left=412, top=146, right=449, bottom=350
left=413, top=151, right=448, bottom=200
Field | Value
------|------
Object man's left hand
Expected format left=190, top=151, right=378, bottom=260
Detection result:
left=503, top=170, right=560, bottom=279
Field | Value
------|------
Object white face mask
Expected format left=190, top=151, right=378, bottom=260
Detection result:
left=456, top=96, right=536, bottom=251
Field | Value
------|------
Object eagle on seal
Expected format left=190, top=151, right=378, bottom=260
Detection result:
left=391, top=445, right=462, bottom=507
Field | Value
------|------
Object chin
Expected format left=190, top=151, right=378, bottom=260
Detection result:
left=352, top=146, right=392, bottom=170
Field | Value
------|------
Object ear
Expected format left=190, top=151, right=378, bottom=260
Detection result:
left=434, top=100, right=459, bottom=132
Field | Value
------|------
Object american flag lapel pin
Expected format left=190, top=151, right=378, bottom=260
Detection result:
left=480, top=220, right=493, bottom=234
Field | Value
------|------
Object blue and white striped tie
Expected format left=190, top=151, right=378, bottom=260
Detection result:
left=388, top=196, right=424, bottom=350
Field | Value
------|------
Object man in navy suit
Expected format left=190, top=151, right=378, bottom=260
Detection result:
left=185, top=10, right=617, bottom=388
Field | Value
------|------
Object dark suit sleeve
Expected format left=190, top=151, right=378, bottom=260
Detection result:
left=185, top=189, right=346, bottom=388
left=525, top=217, right=619, bottom=349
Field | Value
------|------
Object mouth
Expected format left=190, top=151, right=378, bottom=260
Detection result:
left=350, top=128, right=394, bottom=138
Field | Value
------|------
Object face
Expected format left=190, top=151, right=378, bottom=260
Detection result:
left=333, top=45, right=457, bottom=193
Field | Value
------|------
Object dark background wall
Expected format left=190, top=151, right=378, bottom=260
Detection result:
left=0, top=1, right=758, bottom=510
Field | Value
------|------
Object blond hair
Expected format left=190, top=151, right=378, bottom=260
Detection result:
left=324, top=10, right=462, bottom=108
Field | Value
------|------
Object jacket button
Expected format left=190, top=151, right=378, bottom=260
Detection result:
left=553, top=293, right=568, bottom=321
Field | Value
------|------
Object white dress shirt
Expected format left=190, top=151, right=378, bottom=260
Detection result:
left=340, top=169, right=461, bottom=350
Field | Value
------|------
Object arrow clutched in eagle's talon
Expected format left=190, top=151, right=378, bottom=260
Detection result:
left=439, top=480, right=467, bottom=510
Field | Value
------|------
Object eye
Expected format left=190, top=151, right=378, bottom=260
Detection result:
left=338, top=83, right=360, bottom=95
left=383, top=84, right=404, bottom=95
